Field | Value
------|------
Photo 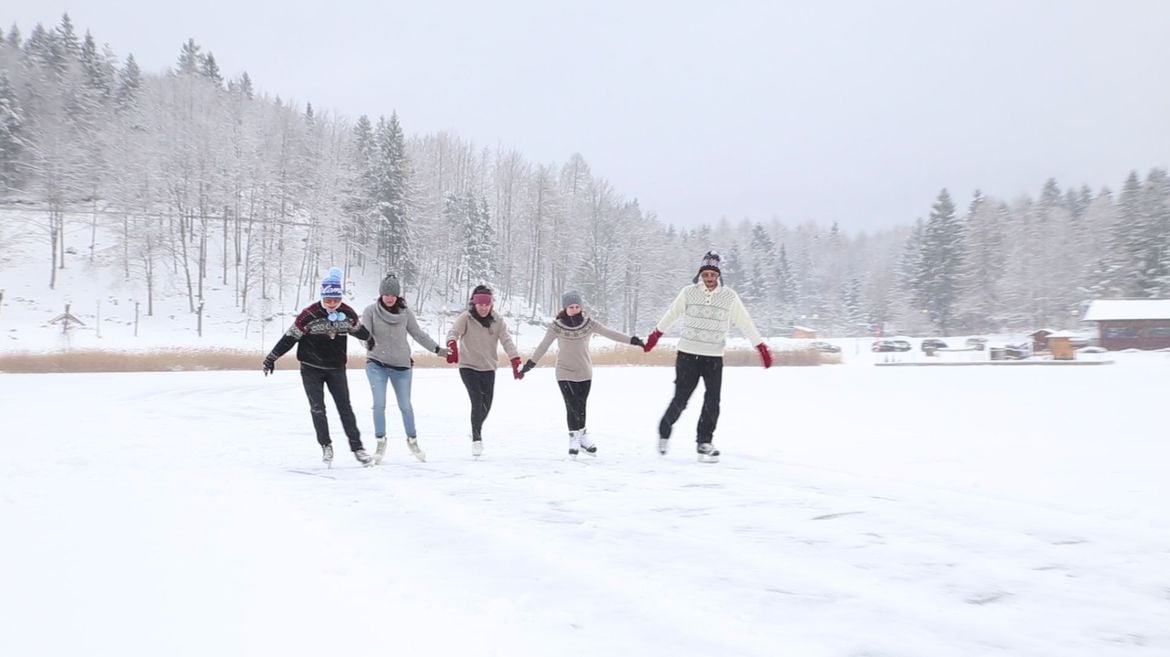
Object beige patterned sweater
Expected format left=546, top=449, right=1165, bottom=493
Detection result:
left=529, top=315, right=632, bottom=382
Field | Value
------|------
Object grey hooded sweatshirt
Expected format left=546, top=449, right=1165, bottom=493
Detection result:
left=360, top=300, right=440, bottom=368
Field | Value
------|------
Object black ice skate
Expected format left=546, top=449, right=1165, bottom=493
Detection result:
left=354, top=448, right=374, bottom=467
left=696, top=442, right=720, bottom=464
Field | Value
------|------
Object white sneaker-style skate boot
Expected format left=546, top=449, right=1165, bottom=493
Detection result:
left=406, top=436, right=426, bottom=462
left=568, top=430, right=582, bottom=459
left=577, top=429, right=597, bottom=457
left=471, top=439, right=484, bottom=457
left=354, top=448, right=374, bottom=466
left=374, top=436, right=388, bottom=464
left=696, top=442, right=720, bottom=464
left=322, top=443, right=335, bottom=467
left=657, top=437, right=670, bottom=455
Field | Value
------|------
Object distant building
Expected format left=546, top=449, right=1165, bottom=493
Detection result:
left=1030, top=329, right=1054, bottom=352
left=1082, top=300, right=1170, bottom=350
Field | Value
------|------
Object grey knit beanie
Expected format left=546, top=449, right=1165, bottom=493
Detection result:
left=379, top=274, right=401, bottom=297
left=561, top=290, right=584, bottom=309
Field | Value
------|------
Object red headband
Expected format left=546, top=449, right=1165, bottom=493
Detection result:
left=471, top=293, right=493, bottom=305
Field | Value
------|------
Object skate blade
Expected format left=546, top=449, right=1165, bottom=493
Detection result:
left=697, top=455, right=720, bottom=464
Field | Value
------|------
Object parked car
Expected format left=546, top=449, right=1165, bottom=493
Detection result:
left=808, top=341, right=841, bottom=353
left=1004, top=343, right=1030, bottom=360
left=965, top=337, right=988, bottom=351
left=872, top=339, right=912, bottom=352
left=921, top=338, right=948, bottom=353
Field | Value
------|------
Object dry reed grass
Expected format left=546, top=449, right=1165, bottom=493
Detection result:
left=0, top=345, right=830, bottom=373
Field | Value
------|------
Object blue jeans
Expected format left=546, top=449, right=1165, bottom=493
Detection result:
left=365, top=360, right=416, bottom=438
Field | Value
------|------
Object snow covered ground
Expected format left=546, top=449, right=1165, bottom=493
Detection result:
left=3, top=354, right=1169, bottom=656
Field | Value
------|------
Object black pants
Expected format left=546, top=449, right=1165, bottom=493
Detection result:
left=300, top=365, right=363, bottom=451
left=459, top=368, right=496, bottom=440
left=658, top=352, right=723, bottom=444
left=557, top=380, right=592, bottom=431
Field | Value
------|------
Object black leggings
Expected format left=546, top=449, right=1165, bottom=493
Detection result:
left=300, top=365, right=363, bottom=450
left=658, top=352, right=723, bottom=443
left=557, top=379, right=592, bottom=431
left=459, top=368, right=496, bottom=440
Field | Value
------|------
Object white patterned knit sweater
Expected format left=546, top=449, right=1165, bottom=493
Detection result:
left=654, top=283, right=764, bottom=357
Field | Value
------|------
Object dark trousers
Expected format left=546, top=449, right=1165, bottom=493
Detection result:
left=557, top=380, right=592, bottom=431
left=459, top=368, right=496, bottom=440
left=300, top=365, right=363, bottom=451
left=658, top=352, right=723, bottom=444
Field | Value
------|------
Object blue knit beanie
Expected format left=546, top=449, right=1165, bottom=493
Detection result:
left=321, top=267, right=344, bottom=298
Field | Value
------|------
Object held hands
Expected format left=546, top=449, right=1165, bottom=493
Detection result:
left=756, top=343, right=773, bottom=369
left=446, top=340, right=459, bottom=364
left=643, top=329, right=663, bottom=353
left=262, top=354, right=276, bottom=376
left=434, top=345, right=451, bottom=358
left=629, top=336, right=645, bottom=348
left=511, top=357, right=524, bottom=380
left=520, top=359, right=536, bottom=376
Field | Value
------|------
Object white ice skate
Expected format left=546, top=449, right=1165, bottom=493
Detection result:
left=406, top=437, right=426, bottom=462
left=568, top=430, right=582, bottom=459
left=577, top=429, right=597, bottom=457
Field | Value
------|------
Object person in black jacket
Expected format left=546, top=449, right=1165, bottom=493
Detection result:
left=263, top=267, right=374, bottom=467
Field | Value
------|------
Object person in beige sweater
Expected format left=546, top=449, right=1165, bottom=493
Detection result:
left=445, top=285, right=522, bottom=457
left=519, top=291, right=644, bottom=458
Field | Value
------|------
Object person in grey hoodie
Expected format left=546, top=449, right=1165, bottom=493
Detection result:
left=445, top=284, right=522, bottom=457
left=361, top=274, right=450, bottom=464
left=519, top=290, right=644, bottom=458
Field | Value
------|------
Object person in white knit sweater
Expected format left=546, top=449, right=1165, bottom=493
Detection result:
left=642, top=251, right=773, bottom=462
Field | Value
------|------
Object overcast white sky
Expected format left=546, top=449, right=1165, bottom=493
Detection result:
left=7, top=1, right=1170, bottom=230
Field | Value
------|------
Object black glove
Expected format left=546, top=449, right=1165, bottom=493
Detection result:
left=366, top=337, right=376, bottom=351
left=630, top=336, right=645, bottom=347
left=520, top=359, right=536, bottom=375
left=262, top=354, right=276, bottom=376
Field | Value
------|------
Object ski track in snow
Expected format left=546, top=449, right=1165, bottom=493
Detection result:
left=2, top=364, right=1169, bottom=657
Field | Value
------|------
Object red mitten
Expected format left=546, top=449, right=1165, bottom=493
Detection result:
left=757, top=343, right=773, bottom=369
left=446, top=340, right=459, bottom=364
left=643, top=329, right=663, bottom=353
left=511, top=357, right=524, bottom=380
